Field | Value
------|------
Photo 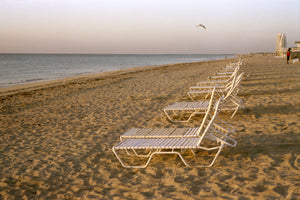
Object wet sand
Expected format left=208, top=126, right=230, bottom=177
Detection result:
left=0, top=55, right=299, bottom=199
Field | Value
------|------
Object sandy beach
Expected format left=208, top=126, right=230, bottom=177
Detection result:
left=0, top=55, right=299, bottom=199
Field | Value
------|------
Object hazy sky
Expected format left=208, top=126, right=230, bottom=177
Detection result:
left=1, top=0, right=299, bottom=54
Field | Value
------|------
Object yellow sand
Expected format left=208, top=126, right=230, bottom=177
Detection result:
left=0, top=55, right=299, bottom=199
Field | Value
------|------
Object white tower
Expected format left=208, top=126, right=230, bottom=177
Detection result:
left=275, top=33, right=287, bottom=55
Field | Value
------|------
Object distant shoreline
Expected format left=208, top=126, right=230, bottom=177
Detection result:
left=0, top=57, right=236, bottom=97
left=0, top=54, right=235, bottom=90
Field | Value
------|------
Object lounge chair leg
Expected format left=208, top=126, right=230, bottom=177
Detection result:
left=205, top=93, right=209, bottom=99
left=113, top=148, right=194, bottom=168
left=113, top=147, right=133, bottom=168
left=150, top=151, right=192, bottom=167
left=172, top=110, right=178, bottom=116
left=188, top=93, right=195, bottom=101
left=113, top=147, right=154, bottom=168
left=125, top=149, right=151, bottom=157
left=164, top=110, right=176, bottom=122
left=231, top=107, right=239, bottom=119
left=193, top=145, right=224, bottom=168
left=190, top=150, right=196, bottom=155
left=164, top=109, right=195, bottom=123
left=125, top=149, right=134, bottom=156
left=178, top=146, right=226, bottom=168
left=132, top=149, right=152, bottom=157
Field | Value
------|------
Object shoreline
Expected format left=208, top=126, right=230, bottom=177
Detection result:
left=0, top=57, right=234, bottom=97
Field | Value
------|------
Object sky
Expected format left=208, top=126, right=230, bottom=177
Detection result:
left=0, top=0, right=299, bottom=54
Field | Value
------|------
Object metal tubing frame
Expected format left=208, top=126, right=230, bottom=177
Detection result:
left=112, top=144, right=225, bottom=168
left=163, top=108, right=204, bottom=123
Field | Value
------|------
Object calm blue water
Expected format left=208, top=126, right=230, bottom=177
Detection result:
left=0, top=54, right=234, bottom=88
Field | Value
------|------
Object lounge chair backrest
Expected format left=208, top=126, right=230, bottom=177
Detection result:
left=224, top=72, right=244, bottom=100
left=197, top=95, right=224, bottom=146
left=225, top=62, right=240, bottom=73
left=223, top=70, right=237, bottom=94
left=195, top=86, right=217, bottom=136
left=222, top=65, right=240, bottom=91
left=231, top=72, right=244, bottom=95
left=231, top=64, right=240, bottom=78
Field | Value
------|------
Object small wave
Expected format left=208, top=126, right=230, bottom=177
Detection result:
left=21, top=78, right=46, bottom=83
left=0, top=78, right=48, bottom=88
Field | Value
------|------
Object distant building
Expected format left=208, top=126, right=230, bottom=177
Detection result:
left=291, top=41, right=300, bottom=53
left=275, top=33, right=287, bottom=55
left=291, top=41, right=300, bottom=59
left=295, top=41, right=300, bottom=48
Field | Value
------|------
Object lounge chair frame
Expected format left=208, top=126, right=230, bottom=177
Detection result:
left=112, top=97, right=237, bottom=168
left=187, top=73, right=244, bottom=119
left=163, top=86, right=216, bottom=123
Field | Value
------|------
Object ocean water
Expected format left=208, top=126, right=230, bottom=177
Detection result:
left=0, top=54, right=234, bottom=88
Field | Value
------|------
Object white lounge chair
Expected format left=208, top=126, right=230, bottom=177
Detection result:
left=220, top=59, right=242, bottom=73
left=165, top=73, right=243, bottom=121
left=214, top=66, right=238, bottom=76
left=188, top=72, right=243, bottom=101
left=122, top=88, right=220, bottom=139
left=209, top=63, right=240, bottom=80
left=122, top=92, right=235, bottom=137
left=112, top=97, right=237, bottom=168
left=191, top=61, right=240, bottom=92
left=192, top=65, right=240, bottom=92
left=192, top=73, right=244, bottom=117
left=163, top=86, right=218, bottom=123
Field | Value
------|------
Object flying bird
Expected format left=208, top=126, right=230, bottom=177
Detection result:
left=196, top=24, right=206, bottom=29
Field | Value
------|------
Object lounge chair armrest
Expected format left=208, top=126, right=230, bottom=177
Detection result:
left=213, top=117, right=236, bottom=134
left=217, top=134, right=237, bottom=147
left=209, top=128, right=237, bottom=147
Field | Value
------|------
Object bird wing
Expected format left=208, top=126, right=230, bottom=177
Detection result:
left=196, top=24, right=206, bottom=29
